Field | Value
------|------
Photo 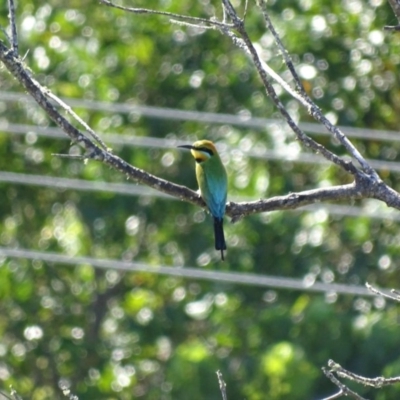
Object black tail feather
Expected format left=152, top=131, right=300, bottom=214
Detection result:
left=213, top=217, right=226, bottom=261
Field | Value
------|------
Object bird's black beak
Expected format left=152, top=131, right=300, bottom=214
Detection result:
left=178, top=145, right=194, bottom=150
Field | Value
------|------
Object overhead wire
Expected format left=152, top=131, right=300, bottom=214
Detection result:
left=2, top=92, right=400, bottom=172
left=3, top=122, right=400, bottom=173
left=0, top=170, right=171, bottom=198
left=0, top=246, right=378, bottom=297
left=1, top=91, right=400, bottom=143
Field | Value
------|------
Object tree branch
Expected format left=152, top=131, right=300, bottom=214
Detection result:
left=45, top=90, right=108, bottom=150
left=216, top=1, right=358, bottom=176
left=0, top=40, right=205, bottom=208
left=7, top=0, right=18, bottom=54
left=366, top=283, right=400, bottom=304
left=100, top=1, right=388, bottom=191
left=321, top=366, right=368, bottom=400
left=255, top=0, right=379, bottom=179
left=385, top=0, right=400, bottom=30
left=2, top=0, right=400, bottom=223
left=326, top=359, right=400, bottom=388
left=216, top=370, right=228, bottom=400
left=227, top=183, right=361, bottom=221
left=99, top=0, right=233, bottom=29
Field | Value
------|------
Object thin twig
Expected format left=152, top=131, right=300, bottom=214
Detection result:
left=319, top=388, right=345, bottom=400
left=365, top=283, right=400, bottom=302
left=45, top=90, right=108, bottom=151
left=256, top=0, right=379, bottom=179
left=0, top=25, right=12, bottom=44
left=170, top=19, right=214, bottom=30
left=220, top=0, right=358, bottom=176
left=99, top=0, right=233, bottom=29
left=51, top=153, right=89, bottom=161
left=257, top=0, right=305, bottom=95
left=216, top=370, right=228, bottom=400
left=243, top=0, right=249, bottom=22
left=328, top=360, right=400, bottom=387
left=7, top=0, right=18, bottom=54
left=386, top=0, right=400, bottom=24
left=322, top=367, right=369, bottom=400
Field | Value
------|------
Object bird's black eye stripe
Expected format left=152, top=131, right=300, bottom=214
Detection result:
left=195, top=146, right=214, bottom=156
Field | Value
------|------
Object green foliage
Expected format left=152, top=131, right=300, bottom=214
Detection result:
left=1, top=0, right=400, bottom=399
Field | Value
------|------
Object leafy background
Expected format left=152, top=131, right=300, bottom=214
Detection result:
left=1, top=0, right=400, bottom=399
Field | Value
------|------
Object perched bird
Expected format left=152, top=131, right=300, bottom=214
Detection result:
left=178, top=140, right=228, bottom=260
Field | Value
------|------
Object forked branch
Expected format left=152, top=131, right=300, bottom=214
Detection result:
left=1, top=0, right=400, bottom=220
left=319, top=284, right=400, bottom=399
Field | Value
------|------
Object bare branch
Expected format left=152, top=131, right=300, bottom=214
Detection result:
left=51, top=153, right=89, bottom=161
left=328, top=359, right=400, bottom=388
left=365, top=283, right=400, bottom=302
left=219, top=0, right=359, bottom=176
left=98, top=0, right=390, bottom=192
left=220, top=0, right=379, bottom=180
left=229, top=171, right=400, bottom=218
left=7, top=0, right=18, bottom=54
left=256, top=0, right=379, bottom=179
left=227, top=183, right=362, bottom=221
left=321, top=367, right=368, bottom=400
left=99, top=0, right=233, bottom=29
left=216, top=370, right=228, bottom=400
left=319, top=388, right=345, bottom=400
left=4, top=29, right=399, bottom=219
left=45, top=90, right=108, bottom=151
left=0, top=25, right=12, bottom=44
left=243, top=0, right=249, bottom=21
left=99, top=0, right=384, bottom=193
left=0, top=40, right=205, bottom=208
left=170, top=19, right=215, bottom=30
left=257, top=0, right=305, bottom=95
left=386, top=0, right=400, bottom=25
left=6, top=0, right=106, bottom=152
left=321, top=280, right=400, bottom=399
left=1, top=0, right=400, bottom=223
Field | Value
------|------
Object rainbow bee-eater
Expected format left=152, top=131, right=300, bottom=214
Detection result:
left=178, top=140, right=228, bottom=260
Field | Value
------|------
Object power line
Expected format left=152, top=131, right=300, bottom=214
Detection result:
left=0, top=246, right=376, bottom=297
left=2, top=93, right=400, bottom=171
left=0, top=122, right=178, bottom=148
left=3, top=121, right=400, bottom=173
left=1, top=91, right=400, bottom=143
left=0, top=171, right=172, bottom=198
left=300, top=203, right=400, bottom=221
left=1, top=171, right=398, bottom=221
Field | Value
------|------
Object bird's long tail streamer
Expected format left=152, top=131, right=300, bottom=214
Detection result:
left=213, top=217, right=226, bottom=261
